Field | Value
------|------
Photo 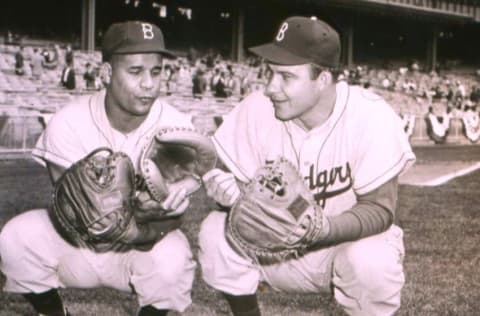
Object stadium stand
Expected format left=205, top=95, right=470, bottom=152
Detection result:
left=0, top=41, right=479, bottom=155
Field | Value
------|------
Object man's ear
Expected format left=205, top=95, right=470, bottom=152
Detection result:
left=99, top=62, right=112, bottom=86
left=316, top=70, right=333, bottom=89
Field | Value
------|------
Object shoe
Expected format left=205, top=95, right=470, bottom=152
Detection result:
left=38, top=307, right=71, bottom=316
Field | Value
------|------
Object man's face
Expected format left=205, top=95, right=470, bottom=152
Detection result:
left=264, top=63, right=323, bottom=122
left=107, top=53, right=163, bottom=117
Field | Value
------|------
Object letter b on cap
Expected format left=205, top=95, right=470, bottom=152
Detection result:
left=141, top=23, right=154, bottom=39
left=276, top=22, right=288, bottom=41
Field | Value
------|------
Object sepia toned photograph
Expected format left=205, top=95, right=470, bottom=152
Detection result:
left=0, top=0, right=479, bottom=315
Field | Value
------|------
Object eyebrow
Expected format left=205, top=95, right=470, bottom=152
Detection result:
left=275, top=69, right=297, bottom=77
left=267, top=65, right=296, bottom=76
left=127, top=65, right=163, bottom=70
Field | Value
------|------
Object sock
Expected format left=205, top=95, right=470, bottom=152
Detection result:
left=223, top=293, right=261, bottom=316
left=137, top=305, right=169, bottom=316
left=23, top=289, right=66, bottom=316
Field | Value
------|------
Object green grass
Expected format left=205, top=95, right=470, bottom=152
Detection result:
left=0, top=152, right=479, bottom=315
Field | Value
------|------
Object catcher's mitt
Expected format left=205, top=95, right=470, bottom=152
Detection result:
left=50, top=148, right=138, bottom=253
left=137, top=127, right=217, bottom=218
left=226, top=158, right=328, bottom=265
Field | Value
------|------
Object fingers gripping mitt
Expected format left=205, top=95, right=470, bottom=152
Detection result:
left=50, top=148, right=138, bottom=252
left=226, top=158, right=327, bottom=265
left=139, top=127, right=217, bottom=202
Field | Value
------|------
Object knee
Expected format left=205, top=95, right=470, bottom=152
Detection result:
left=333, top=232, right=405, bottom=315
left=198, top=211, right=227, bottom=257
left=131, top=232, right=195, bottom=285
left=0, top=210, right=46, bottom=259
left=335, top=234, right=404, bottom=288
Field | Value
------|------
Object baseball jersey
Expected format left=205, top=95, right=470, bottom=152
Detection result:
left=213, top=81, right=416, bottom=216
left=32, top=89, right=193, bottom=170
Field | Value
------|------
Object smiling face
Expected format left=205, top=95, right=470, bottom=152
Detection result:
left=264, top=63, right=331, bottom=126
left=106, top=53, right=164, bottom=119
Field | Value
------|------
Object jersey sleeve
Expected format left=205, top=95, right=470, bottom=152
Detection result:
left=351, top=98, right=416, bottom=195
left=212, top=92, right=269, bottom=182
left=32, top=106, right=87, bottom=169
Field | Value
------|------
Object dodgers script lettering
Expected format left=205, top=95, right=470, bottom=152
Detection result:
left=305, top=163, right=353, bottom=207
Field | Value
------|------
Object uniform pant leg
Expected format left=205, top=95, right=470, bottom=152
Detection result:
left=0, top=209, right=196, bottom=312
left=0, top=209, right=82, bottom=293
left=127, top=229, right=196, bottom=312
left=332, top=225, right=405, bottom=316
left=198, top=211, right=261, bottom=295
left=56, top=229, right=197, bottom=312
left=199, top=210, right=405, bottom=316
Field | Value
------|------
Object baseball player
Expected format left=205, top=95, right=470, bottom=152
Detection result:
left=0, top=21, right=197, bottom=316
left=199, top=16, right=416, bottom=316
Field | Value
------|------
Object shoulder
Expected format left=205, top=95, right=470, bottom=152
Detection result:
left=218, top=91, right=279, bottom=138
left=47, top=93, right=96, bottom=129
left=237, top=91, right=274, bottom=115
left=346, top=85, right=399, bottom=122
left=341, top=85, right=404, bottom=139
left=220, top=91, right=277, bottom=129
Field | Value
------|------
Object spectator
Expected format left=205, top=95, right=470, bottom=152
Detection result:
left=213, top=70, right=229, bottom=98
left=187, top=46, right=198, bottom=67
left=60, top=60, right=76, bottom=90
left=6, top=30, right=14, bottom=44
left=83, top=62, right=97, bottom=89
left=14, top=46, right=25, bottom=76
left=409, top=59, right=420, bottom=72
left=65, top=44, right=74, bottom=66
left=205, top=49, right=215, bottom=69
left=210, top=68, right=221, bottom=91
left=42, top=43, right=59, bottom=69
left=470, top=86, right=480, bottom=104
left=192, top=66, right=208, bottom=98
left=226, top=68, right=241, bottom=98
left=30, top=48, right=44, bottom=80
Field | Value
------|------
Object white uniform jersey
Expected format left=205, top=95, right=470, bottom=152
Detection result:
left=213, top=81, right=415, bottom=216
left=32, top=89, right=193, bottom=170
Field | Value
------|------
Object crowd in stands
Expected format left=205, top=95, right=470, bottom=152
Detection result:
left=339, top=61, right=479, bottom=116
left=1, top=41, right=480, bottom=141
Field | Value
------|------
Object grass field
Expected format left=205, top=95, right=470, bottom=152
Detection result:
left=0, top=145, right=479, bottom=316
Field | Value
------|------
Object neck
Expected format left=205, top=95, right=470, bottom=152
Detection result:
left=104, top=94, right=147, bottom=134
left=296, top=83, right=337, bottom=131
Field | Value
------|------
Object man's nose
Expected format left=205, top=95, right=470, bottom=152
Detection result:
left=264, top=74, right=280, bottom=97
left=140, top=73, right=154, bottom=89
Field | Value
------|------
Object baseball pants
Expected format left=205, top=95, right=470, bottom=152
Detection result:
left=198, top=211, right=405, bottom=316
left=0, top=209, right=196, bottom=312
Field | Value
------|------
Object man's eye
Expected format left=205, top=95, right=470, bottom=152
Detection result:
left=151, top=69, right=162, bottom=76
left=129, top=69, right=141, bottom=75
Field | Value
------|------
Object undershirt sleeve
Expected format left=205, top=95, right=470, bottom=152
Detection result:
left=311, top=176, right=398, bottom=249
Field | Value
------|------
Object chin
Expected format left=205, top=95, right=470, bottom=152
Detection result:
left=274, top=110, right=292, bottom=122
left=130, top=107, right=151, bottom=117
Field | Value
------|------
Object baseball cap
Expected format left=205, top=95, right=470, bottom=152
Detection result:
left=249, top=16, right=340, bottom=68
left=102, top=21, right=175, bottom=59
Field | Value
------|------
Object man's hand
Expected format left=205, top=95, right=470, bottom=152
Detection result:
left=202, top=168, right=241, bottom=207
left=135, top=175, right=200, bottom=220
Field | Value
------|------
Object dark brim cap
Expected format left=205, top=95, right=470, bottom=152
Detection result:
left=249, top=43, right=312, bottom=66
left=111, top=42, right=176, bottom=59
left=249, top=16, right=341, bottom=68
left=102, top=21, right=176, bottom=59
